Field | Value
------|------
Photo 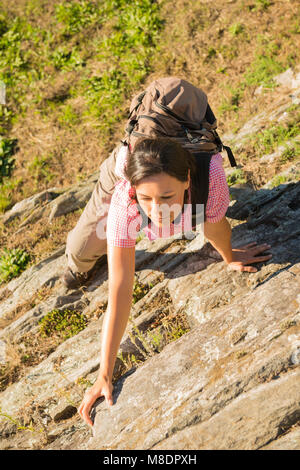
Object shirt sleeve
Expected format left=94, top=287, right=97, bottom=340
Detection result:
left=106, top=181, right=141, bottom=247
left=205, top=154, right=230, bottom=223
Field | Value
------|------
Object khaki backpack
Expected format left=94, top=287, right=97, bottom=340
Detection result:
left=123, top=76, right=237, bottom=167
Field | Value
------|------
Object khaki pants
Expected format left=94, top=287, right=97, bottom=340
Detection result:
left=65, top=144, right=121, bottom=273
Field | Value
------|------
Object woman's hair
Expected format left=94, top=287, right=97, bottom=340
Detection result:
left=124, top=137, right=197, bottom=206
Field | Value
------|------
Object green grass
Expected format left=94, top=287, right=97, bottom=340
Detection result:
left=279, top=142, right=300, bottom=163
left=0, top=177, right=22, bottom=212
left=0, top=137, right=17, bottom=182
left=226, top=168, right=247, bottom=187
left=268, top=169, right=300, bottom=188
left=26, top=154, right=55, bottom=188
left=0, top=0, right=164, bottom=150
left=235, top=106, right=300, bottom=160
left=269, top=174, right=288, bottom=188
left=0, top=247, right=31, bottom=283
left=229, top=22, right=245, bottom=36
left=54, top=0, right=101, bottom=37
left=255, top=120, right=299, bottom=155
left=218, top=35, right=290, bottom=116
left=49, top=47, right=85, bottom=71
left=81, top=0, right=163, bottom=132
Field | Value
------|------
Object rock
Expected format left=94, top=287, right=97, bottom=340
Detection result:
left=274, top=68, right=300, bottom=90
left=261, top=428, right=300, bottom=450
left=88, top=262, right=300, bottom=450
left=0, top=245, right=67, bottom=322
left=0, top=188, right=64, bottom=225
left=152, top=370, right=300, bottom=450
left=48, top=183, right=95, bottom=222
left=290, top=348, right=300, bottom=366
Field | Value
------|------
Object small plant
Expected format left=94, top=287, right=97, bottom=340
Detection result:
left=39, top=308, right=88, bottom=340
left=117, top=351, right=141, bottom=370
left=55, top=0, right=100, bottom=36
left=75, top=376, right=93, bottom=390
left=279, top=143, right=300, bottom=164
left=226, top=168, right=246, bottom=187
left=50, top=47, right=84, bottom=71
left=252, top=0, right=271, bottom=11
left=0, top=248, right=31, bottom=283
left=229, top=23, right=244, bottom=36
left=0, top=137, right=17, bottom=182
left=132, top=277, right=153, bottom=304
left=269, top=175, right=289, bottom=188
left=127, top=310, right=190, bottom=361
left=0, top=406, right=36, bottom=433
left=0, top=178, right=21, bottom=212
left=27, top=154, right=55, bottom=186
left=205, top=47, right=217, bottom=61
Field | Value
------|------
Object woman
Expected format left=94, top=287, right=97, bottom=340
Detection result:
left=75, top=137, right=272, bottom=427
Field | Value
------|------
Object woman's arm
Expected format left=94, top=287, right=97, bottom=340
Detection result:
left=204, top=216, right=272, bottom=272
left=78, top=244, right=136, bottom=426
left=204, top=216, right=233, bottom=263
left=99, top=244, right=136, bottom=380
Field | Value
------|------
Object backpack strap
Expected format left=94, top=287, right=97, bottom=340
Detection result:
left=191, top=152, right=212, bottom=226
left=205, top=104, right=237, bottom=167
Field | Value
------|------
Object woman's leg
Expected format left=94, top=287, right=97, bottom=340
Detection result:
left=65, top=144, right=121, bottom=273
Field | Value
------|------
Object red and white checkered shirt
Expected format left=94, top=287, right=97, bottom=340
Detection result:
left=106, top=146, right=230, bottom=247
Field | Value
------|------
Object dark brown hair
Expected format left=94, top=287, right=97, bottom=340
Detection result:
left=124, top=137, right=197, bottom=207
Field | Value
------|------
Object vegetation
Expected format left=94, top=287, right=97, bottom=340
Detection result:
left=226, top=168, right=246, bottom=187
left=132, top=277, right=153, bottom=304
left=39, top=308, right=88, bottom=340
left=0, top=248, right=30, bottom=283
left=117, top=309, right=190, bottom=371
left=0, top=137, right=17, bottom=182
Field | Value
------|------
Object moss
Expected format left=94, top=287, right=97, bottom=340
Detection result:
left=39, top=308, right=88, bottom=340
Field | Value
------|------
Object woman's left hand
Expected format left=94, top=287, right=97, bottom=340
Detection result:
left=226, top=241, right=272, bottom=273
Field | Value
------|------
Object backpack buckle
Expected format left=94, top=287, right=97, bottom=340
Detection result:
left=182, top=125, right=200, bottom=143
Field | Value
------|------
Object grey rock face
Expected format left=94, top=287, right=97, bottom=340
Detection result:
left=88, top=261, right=300, bottom=450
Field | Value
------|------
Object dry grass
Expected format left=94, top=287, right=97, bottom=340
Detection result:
left=0, top=209, right=82, bottom=268
left=0, top=332, right=60, bottom=393
left=0, top=285, right=54, bottom=330
left=152, top=0, right=300, bottom=134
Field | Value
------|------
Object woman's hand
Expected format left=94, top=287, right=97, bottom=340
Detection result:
left=78, top=375, right=114, bottom=427
left=226, top=241, right=272, bottom=273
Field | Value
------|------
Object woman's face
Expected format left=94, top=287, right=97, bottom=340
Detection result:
left=135, top=170, right=190, bottom=227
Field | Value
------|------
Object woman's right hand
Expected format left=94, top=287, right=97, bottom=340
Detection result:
left=78, top=375, right=114, bottom=427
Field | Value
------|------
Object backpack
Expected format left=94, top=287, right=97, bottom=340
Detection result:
left=123, top=76, right=237, bottom=167
left=122, top=77, right=237, bottom=226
